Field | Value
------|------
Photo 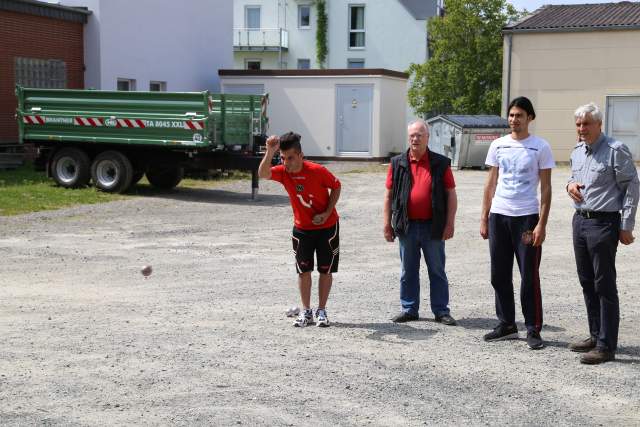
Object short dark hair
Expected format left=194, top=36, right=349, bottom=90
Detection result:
left=508, top=96, right=536, bottom=120
left=279, top=131, right=302, bottom=152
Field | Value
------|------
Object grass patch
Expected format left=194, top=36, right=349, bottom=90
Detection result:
left=0, top=165, right=126, bottom=216
left=0, top=165, right=251, bottom=216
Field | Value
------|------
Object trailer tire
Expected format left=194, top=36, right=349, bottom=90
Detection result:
left=146, top=167, right=184, bottom=190
left=91, top=151, right=134, bottom=193
left=51, top=147, right=91, bottom=188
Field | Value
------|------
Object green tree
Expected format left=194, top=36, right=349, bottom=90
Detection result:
left=408, top=0, right=521, bottom=118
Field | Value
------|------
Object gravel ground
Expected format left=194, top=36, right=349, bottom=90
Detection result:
left=1, top=163, right=639, bottom=426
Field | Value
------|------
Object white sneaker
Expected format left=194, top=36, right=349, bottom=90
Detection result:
left=293, top=309, right=314, bottom=327
left=315, top=308, right=330, bottom=327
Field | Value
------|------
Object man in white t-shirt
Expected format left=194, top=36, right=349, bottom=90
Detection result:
left=480, top=96, right=555, bottom=350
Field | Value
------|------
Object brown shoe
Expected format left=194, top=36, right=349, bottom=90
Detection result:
left=568, top=337, right=596, bottom=353
left=580, top=349, right=615, bottom=365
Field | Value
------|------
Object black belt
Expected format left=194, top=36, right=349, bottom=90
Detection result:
left=409, top=219, right=431, bottom=223
left=575, top=210, right=620, bottom=219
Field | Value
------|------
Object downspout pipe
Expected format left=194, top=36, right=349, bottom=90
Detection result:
left=505, top=33, right=513, bottom=115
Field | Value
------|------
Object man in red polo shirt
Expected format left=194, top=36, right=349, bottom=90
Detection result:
left=383, top=120, right=457, bottom=325
left=258, top=132, right=341, bottom=327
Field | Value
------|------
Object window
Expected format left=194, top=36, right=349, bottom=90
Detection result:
left=14, top=57, right=67, bottom=88
left=349, top=5, right=365, bottom=48
left=245, top=6, right=260, bottom=29
left=298, top=5, right=311, bottom=28
left=117, top=78, right=136, bottom=91
left=297, top=59, right=311, bottom=69
left=245, top=59, right=261, bottom=70
left=149, top=81, right=166, bottom=92
left=347, top=59, right=365, bottom=69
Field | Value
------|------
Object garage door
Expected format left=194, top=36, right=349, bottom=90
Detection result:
left=606, top=96, right=640, bottom=160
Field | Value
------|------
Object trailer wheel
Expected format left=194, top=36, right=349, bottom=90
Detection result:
left=51, top=147, right=91, bottom=188
left=146, top=166, right=184, bottom=190
left=91, top=151, right=133, bottom=193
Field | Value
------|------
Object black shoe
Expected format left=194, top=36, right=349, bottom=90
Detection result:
left=526, top=331, right=544, bottom=350
left=483, top=324, right=518, bottom=341
left=568, top=337, right=596, bottom=353
left=580, top=349, right=615, bottom=365
left=391, top=311, right=419, bottom=323
left=435, top=314, right=457, bottom=326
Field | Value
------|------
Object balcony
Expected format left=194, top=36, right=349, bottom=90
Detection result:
left=233, top=28, right=289, bottom=52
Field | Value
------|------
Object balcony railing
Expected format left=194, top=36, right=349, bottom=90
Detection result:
left=233, top=28, right=289, bottom=51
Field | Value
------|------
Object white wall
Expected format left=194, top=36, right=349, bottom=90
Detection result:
left=233, top=0, right=281, bottom=30
left=61, top=0, right=233, bottom=91
left=327, top=0, right=427, bottom=71
left=379, top=77, right=410, bottom=155
left=285, top=2, right=318, bottom=68
left=220, top=73, right=407, bottom=158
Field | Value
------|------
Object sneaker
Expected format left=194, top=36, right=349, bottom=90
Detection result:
left=568, top=337, right=597, bottom=353
left=526, top=331, right=544, bottom=350
left=483, top=324, right=519, bottom=342
left=315, top=308, right=330, bottom=327
left=580, top=349, right=615, bottom=365
left=293, top=309, right=314, bottom=327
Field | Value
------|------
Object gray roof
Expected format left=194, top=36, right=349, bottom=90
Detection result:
left=504, top=2, right=640, bottom=33
left=427, top=115, right=509, bottom=129
left=398, top=0, right=437, bottom=20
left=0, top=0, right=90, bottom=23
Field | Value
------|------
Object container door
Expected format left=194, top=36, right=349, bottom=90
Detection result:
left=606, top=96, right=640, bottom=160
left=336, top=85, right=372, bottom=155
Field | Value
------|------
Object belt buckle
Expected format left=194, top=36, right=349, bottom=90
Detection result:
left=584, top=210, right=592, bottom=219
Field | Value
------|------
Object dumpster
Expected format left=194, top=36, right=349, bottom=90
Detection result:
left=426, top=115, right=509, bottom=169
left=15, top=86, right=269, bottom=196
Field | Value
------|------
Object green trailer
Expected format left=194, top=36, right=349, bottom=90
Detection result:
left=15, top=86, right=269, bottom=195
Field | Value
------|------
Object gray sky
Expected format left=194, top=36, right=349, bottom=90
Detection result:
left=508, top=0, right=621, bottom=13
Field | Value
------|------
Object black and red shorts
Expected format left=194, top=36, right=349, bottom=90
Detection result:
left=291, top=221, right=339, bottom=274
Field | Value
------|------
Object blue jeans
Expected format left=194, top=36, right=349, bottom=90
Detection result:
left=398, top=220, right=450, bottom=317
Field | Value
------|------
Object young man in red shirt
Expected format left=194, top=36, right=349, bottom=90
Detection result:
left=258, top=132, right=341, bottom=327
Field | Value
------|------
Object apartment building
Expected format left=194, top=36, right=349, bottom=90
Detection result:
left=233, top=0, right=442, bottom=71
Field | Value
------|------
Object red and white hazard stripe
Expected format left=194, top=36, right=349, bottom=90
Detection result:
left=23, top=115, right=45, bottom=125
left=74, top=117, right=105, bottom=127
left=116, top=119, right=146, bottom=128
left=183, top=120, right=205, bottom=130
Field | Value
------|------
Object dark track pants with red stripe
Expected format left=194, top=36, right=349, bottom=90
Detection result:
left=489, top=213, right=543, bottom=333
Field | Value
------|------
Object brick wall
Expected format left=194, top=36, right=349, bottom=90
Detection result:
left=0, top=9, right=84, bottom=144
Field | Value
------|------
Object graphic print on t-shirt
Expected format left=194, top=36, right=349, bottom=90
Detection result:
left=497, top=146, right=538, bottom=196
left=296, top=193, right=315, bottom=210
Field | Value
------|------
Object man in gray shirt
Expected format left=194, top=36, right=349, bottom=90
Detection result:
left=566, top=102, right=639, bottom=364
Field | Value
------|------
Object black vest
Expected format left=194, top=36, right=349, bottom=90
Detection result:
left=390, top=149, right=450, bottom=239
